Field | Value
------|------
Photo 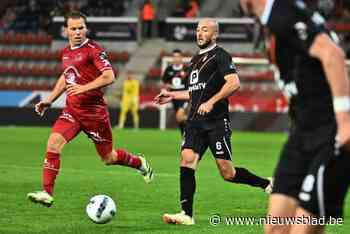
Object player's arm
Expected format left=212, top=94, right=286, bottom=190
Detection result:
left=154, top=90, right=189, bottom=105
left=197, top=73, right=240, bottom=115
left=35, top=74, right=66, bottom=116
left=66, top=69, right=115, bottom=96
left=309, top=33, right=350, bottom=147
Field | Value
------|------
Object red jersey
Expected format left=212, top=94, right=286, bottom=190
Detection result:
left=60, top=39, right=114, bottom=119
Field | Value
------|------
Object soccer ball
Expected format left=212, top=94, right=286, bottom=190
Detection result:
left=86, top=195, right=117, bottom=224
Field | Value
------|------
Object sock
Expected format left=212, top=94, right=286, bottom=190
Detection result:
left=180, top=167, right=196, bottom=217
left=43, top=152, right=60, bottom=195
left=179, top=121, right=186, bottom=135
left=114, top=149, right=142, bottom=169
left=228, top=167, right=269, bottom=189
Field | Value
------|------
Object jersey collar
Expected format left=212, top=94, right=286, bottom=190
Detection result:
left=172, top=64, right=183, bottom=70
left=70, top=38, right=89, bottom=50
left=199, top=43, right=217, bottom=55
left=260, top=0, right=275, bottom=25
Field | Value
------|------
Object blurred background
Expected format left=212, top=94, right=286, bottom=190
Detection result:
left=1, top=0, right=350, bottom=131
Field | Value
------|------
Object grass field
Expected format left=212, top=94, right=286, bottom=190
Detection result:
left=0, top=127, right=349, bottom=234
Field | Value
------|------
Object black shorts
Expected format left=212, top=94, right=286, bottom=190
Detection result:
left=172, top=100, right=187, bottom=112
left=181, top=118, right=232, bottom=160
left=273, top=124, right=350, bottom=218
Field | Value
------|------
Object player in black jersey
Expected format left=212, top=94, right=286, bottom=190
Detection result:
left=161, top=49, right=188, bottom=134
left=240, top=1, right=350, bottom=234
left=155, top=18, right=272, bottom=225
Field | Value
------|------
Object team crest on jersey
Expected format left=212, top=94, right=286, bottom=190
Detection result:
left=64, top=66, right=80, bottom=85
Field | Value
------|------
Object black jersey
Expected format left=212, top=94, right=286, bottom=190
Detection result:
left=162, top=64, right=188, bottom=91
left=187, top=45, right=237, bottom=123
left=266, top=0, right=337, bottom=130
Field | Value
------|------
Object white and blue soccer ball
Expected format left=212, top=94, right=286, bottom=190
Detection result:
left=86, top=195, right=116, bottom=224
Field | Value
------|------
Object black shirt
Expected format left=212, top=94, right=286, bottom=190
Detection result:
left=187, top=45, right=237, bottom=124
left=267, top=0, right=337, bottom=130
left=162, top=64, right=188, bottom=91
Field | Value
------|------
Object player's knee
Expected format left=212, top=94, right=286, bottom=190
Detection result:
left=181, top=149, right=197, bottom=167
left=95, top=144, right=113, bottom=164
left=47, top=133, right=66, bottom=153
left=175, top=110, right=185, bottom=122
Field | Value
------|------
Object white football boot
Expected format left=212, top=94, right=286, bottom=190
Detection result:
left=27, top=191, right=54, bottom=207
left=163, top=211, right=195, bottom=225
left=265, top=177, right=274, bottom=194
left=139, top=156, right=154, bottom=184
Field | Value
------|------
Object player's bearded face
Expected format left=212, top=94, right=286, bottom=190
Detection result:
left=196, top=24, right=216, bottom=49
left=65, top=18, right=87, bottom=47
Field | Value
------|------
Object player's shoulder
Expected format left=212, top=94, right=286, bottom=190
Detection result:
left=85, top=39, right=106, bottom=51
left=214, top=46, right=231, bottom=58
left=60, top=44, right=70, bottom=54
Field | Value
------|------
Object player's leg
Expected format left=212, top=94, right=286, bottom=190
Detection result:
left=131, top=97, right=139, bottom=129
left=162, top=149, right=199, bottom=225
left=85, top=117, right=154, bottom=183
left=28, top=111, right=81, bottom=206
left=265, top=131, right=311, bottom=234
left=172, top=100, right=187, bottom=135
left=265, top=194, right=299, bottom=234
left=175, top=108, right=186, bottom=135
left=207, top=123, right=270, bottom=191
left=163, top=125, right=207, bottom=225
left=290, top=142, right=350, bottom=234
left=118, top=98, right=129, bottom=129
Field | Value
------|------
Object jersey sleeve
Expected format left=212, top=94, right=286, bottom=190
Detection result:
left=91, top=45, right=113, bottom=73
left=216, top=49, right=237, bottom=77
left=267, top=2, right=328, bottom=54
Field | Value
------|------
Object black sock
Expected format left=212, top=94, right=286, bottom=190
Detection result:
left=229, top=167, right=269, bottom=189
left=179, top=121, right=186, bottom=135
left=180, top=167, right=195, bottom=217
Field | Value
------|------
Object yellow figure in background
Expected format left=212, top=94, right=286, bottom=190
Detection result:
left=118, top=72, right=140, bottom=129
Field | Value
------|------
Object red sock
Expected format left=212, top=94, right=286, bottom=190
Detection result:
left=43, top=152, right=60, bottom=195
left=114, top=149, right=141, bottom=169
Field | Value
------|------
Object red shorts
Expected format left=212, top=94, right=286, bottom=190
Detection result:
left=52, top=108, right=113, bottom=157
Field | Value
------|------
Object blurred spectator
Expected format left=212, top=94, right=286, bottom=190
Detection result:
left=171, top=1, right=186, bottom=17
left=118, top=72, right=140, bottom=129
left=185, top=0, right=199, bottom=18
left=141, top=0, right=155, bottom=38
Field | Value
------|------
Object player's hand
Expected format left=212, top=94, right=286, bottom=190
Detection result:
left=35, top=101, right=51, bottom=117
left=66, top=84, right=87, bottom=96
left=336, top=112, right=350, bottom=152
left=154, top=90, right=174, bottom=105
left=197, top=101, right=213, bottom=115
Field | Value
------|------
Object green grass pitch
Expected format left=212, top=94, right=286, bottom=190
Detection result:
left=0, top=127, right=348, bottom=234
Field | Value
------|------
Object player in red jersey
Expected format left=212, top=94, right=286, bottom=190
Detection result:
left=27, top=11, right=154, bottom=207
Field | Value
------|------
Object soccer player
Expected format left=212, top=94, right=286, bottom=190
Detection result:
left=239, top=1, right=350, bottom=233
left=118, top=71, right=140, bottom=129
left=161, top=49, right=189, bottom=135
left=155, top=18, right=272, bottom=225
left=27, top=11, right=154, bottom=207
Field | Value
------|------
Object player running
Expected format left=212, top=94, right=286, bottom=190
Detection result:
left=155, top=18, right=272, bottom=225
left=27, top=11, right=154, bottom=207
